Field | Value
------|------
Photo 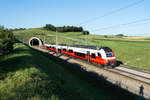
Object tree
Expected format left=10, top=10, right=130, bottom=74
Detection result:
left=0, top=26, right=15, bottom=61
left=83, top=31, right=90, bottom=35
left=44, top=24, right=56, bottom=31
left=116, top=34, right=124, bottom=36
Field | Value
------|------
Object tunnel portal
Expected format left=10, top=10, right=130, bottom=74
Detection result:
left=30, top=39, right=39, bottom=46
left=28, top=37, right=43, bottom=47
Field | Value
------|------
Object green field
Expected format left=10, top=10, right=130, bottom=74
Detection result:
left=14, top=28, right=150, bottom=70
left=0, top=43, right=138, bottom=100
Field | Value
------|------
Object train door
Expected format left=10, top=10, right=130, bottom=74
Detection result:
left=87, top=51, right=90, bottom=62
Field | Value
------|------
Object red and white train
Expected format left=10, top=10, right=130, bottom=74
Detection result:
left=43, top=43, right=116, bottom=67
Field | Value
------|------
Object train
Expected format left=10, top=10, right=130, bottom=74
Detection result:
left=43, top=43, right=116, bottom=67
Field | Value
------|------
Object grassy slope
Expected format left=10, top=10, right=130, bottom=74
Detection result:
left=0, top=43, right=137, bottom=100
left=13, top=29, right=150, bottom=70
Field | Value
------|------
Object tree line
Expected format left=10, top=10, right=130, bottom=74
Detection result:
left=10, top=28, right=26, bottom=31
left=0, top=26, right=15, bottom=61
left=56, top=26, right=83, bottom=32
left=43, top=24, right=90, bottom=35
left=43, top=24, right=83, bottom=32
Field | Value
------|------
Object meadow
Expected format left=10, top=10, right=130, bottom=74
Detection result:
left=0, top=43, right=138, bottom=100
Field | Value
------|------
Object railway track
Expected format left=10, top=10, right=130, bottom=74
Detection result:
left=109, top=67, right=150, bottom=85
left=119, top=64, right=150, bottom=75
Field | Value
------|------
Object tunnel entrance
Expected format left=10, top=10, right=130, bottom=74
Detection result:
left=30, top=39, right=39, bottom=46
left=28, top=37, right=43, bottom=47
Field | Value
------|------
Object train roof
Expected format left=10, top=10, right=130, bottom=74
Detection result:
left=69, top=45, right=109, bottom=50
left=44, top=43, right=110, bottom=50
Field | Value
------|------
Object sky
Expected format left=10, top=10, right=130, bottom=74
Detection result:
left=0, top=0, right=150, bottom=36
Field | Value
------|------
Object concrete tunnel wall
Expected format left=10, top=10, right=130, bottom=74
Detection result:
left=28, top=37, right=43, bottom=47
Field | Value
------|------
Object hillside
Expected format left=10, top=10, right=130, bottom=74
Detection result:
left=14, top=28, right=150, bottom=70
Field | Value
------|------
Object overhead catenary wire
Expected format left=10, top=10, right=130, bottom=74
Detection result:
left=78, top=0, right=144, bottom=26
left=91, top=17, right=150, bottom=32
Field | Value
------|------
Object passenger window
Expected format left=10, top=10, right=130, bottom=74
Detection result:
left=83, top=54, right=85, bottom=58
left=91, top=53, right=96, bottom=58
left=69, top=49, right=73, bottom=53
left=63, top=49, right=66, bottom=51
left=98, top=53, right=102, bottom=58
left=75, top=52, right=85, bottom=58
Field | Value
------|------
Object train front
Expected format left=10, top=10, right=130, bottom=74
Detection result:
left=102, top=47, right=116, bottom=67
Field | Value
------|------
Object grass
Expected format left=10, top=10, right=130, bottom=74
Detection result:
left=144, top=37, right=150, bottom=40
left=0, top=43, right=138, bottom=100
left=13, top=28, right=150, bottom=70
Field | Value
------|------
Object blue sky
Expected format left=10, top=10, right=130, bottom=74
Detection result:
left=0, top=0, right=150, bottom=36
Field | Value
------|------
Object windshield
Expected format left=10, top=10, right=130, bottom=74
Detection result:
left=103, top=47, right=114, bottom=57
left=106, top=52, right=113, bottom=57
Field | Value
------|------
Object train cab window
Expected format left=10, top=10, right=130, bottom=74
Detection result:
left=63, top=48, right=67, bottom=52
left=91, top=53, right=96, bottom=58
left=103, top=47, right=114, bottom=57
left=98, top=53, right=102, bottom=58
left=106, top=53, right=113, bottom=57
left=68, top=49, right=73, bottom=53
